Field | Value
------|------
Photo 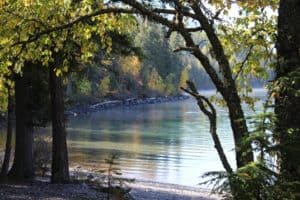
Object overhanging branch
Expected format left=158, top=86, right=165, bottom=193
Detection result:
left=173, top=46, right=197, bottom=53
left=3, top=8, right=137, bottom=50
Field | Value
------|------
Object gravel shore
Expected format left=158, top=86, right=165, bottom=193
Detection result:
left=0, top=181, right=106, bottom=200
left=129, top=180, right=219, bottom=200
left=0, top=179, right=219, bottom=200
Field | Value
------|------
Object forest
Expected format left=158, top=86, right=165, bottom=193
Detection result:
left=0, top=0, right=299, bottom=200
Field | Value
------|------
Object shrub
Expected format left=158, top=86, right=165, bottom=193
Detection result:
left=88, top=154, right=134, bottom=200
left=202, top=162, right=295, bottom=200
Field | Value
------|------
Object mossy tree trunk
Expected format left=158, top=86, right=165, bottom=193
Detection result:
left=275, top=0, right=300, bottom=182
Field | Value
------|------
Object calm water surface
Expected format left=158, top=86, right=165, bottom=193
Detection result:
left=0, top=89, right=267, bottom=187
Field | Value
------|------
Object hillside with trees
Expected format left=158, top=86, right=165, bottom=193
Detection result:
left=65, top=21, right=215, bottom=105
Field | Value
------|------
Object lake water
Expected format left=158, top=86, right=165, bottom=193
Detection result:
left=0, top=89, right=267, bottom=187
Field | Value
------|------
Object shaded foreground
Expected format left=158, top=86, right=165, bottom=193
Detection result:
left=0, top=181, right=105, bottom=200
left=0, top=180, right=219, bottom=200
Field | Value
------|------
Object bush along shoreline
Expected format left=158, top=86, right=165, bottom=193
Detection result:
left=66, top=94, right=189, bottom=116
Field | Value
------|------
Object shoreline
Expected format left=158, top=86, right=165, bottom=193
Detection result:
left=66, top=94, right=190, bottom=116
left=69, top=167, right=220, bottom=200
left=129, top=180, right=219, bottom=200
left=0, top=176, right=220, bottom=200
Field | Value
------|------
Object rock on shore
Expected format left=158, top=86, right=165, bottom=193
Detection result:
left=66, top=95, right=189, bottom=116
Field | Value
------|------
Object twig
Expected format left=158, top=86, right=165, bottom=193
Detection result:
left=234, top=45, right=254, bottom=81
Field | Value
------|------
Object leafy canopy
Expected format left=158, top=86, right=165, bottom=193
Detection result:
left=0, top=0, right=136, bottom=77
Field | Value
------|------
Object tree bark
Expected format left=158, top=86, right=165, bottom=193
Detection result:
left=276, top=0, right=300, bottom=182
left=0, top=86, right=14, bottom=177
left=49, top=54, right=70, bottom=183
left=225, top=93, right=252, bottom=167
left=8, top=64, right=34, bottom=181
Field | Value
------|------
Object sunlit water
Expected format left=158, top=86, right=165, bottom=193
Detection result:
left=0, top=89, right=267, bottom=187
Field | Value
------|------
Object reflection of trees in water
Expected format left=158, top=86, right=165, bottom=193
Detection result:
left=62, top=99, right=252, bottom=184
left=67, top=103, right=188, bottom=180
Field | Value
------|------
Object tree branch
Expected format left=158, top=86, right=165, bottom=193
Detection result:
left=152, top=8, right=198, bottom=19
left=173, top=46, right=197, bottom=53
left=4, top=8, right=137, bottom=50
left=189, top=2, right=234, bottom=88
left=181, top=81, right=233, bottom=174
left=234, top=45, right=254, bottom=81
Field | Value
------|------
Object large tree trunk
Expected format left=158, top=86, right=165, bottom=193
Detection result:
left=8, top=64, right=34, bottom=180
left=276, top=0, right=300, bottom=182
left=49, top=55, right=70, bottom=183
left=224, top=91, right=252, bottom=168
left=0, top=86, right=14, bottom=177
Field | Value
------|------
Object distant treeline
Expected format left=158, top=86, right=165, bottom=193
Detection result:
left=65, top=22, right=215, bottom=104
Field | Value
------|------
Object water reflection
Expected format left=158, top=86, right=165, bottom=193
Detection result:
left=0, top=89, right=267, bottom=186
